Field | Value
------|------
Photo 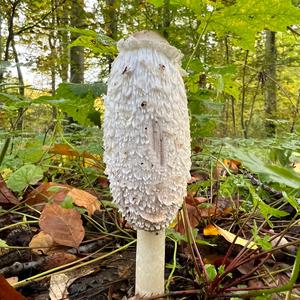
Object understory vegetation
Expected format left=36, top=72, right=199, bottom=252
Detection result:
left=0, top=0, right=300, bottom=299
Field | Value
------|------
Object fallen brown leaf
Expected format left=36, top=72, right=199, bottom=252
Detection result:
left=26, top=182, right=70, bottom=206
left=29, top=231, right=55, bottom=254
left=0, top=174, right=18, bottom=204
left=39, top=204, right=85, bottom=247
left=0, top=275, right=27, bottom=300
left=41, top=251, right=77, bottom=271
left=27, top=183, right=100, bottom=216
left=45, top=144, right=98, bottom=160
left=68, top=188, right=100, bottom=216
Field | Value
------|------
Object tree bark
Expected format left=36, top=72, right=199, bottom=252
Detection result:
left=103, top=0, right=119, bottom=71
left=162, top=0, right=170, bottom=39
left=70, top=0, right=85, bottom=83
left=0, top=0, right=20, bottom=84
left=264, top=30, right=277, bottom=137
left=57, top=0, right=69, bottom=82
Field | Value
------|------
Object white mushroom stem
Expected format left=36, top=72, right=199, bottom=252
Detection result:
left=135, top=230, right=165, bottom=297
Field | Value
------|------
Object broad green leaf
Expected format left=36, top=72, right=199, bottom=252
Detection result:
left=36, top=82, right=106, bottom=126
left=69, top=35, right=116, bottom=56
left=7, top=164, right=44, bottom=192
left=17, top=140, right=46, bottom=164
left=230, top=148, right=300, bottom=189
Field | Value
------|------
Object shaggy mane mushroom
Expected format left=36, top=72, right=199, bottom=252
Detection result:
left=103, top=30, right=191, bottom=298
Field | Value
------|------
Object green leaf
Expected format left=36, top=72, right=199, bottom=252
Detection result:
left=17, top=139, right=46, bottom=164
left=60, top=195, right=74, bottom=209
left=252, top=221, right=272, bottom=250
left=36, top=82, right=106, bottom=126
left=69, top=35, right=116, bottom=56
left=230, top=148, right=300, bottom=189
left=247, top=183, right=289, bottom=226
left=205, top=264, right=217, bottom=281
left=7, top=164, right=44, bottom=192
left=0, top=239, right=8, bottom=247
left=282, top=191, right=299, bottom=212
left=218, top=265, right=225, bottom=275
left=47, top=186, right=65, bottom=192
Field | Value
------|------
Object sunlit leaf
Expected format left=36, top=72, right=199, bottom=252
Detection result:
left=204, top=224, right=258, bottom=250
left=7, top=164, right=44, bottom=192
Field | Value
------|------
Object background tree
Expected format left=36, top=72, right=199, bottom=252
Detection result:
left=264, top=30, right=277, bottom=137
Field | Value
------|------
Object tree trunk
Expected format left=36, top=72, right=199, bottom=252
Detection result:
left=0, top=0, right=20, bottom=84
left=162, top=0, right=170, bottom=39
left=70, top=0, right=85, bottom=83
left=57, top=0, right=69, bottom=82
left=103, top=0, right=119, bottom=71
left=264, top=30, right=277, bottom=137
left=11, top=25, right=24, bottom=131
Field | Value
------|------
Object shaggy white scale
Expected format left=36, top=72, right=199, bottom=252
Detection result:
left=103, top=31, right=191, bottom=231
left=103, top=30, right=191, bottom=298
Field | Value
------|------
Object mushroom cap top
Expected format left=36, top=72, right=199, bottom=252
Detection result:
left=103, top=31, right=191, bottom=231
left=117, top=30, right=185, bottom=72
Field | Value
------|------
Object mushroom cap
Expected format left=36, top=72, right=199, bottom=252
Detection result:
left=103, top=31, right=191, bottom=231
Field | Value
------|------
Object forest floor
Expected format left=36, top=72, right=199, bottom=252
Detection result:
left=1, top=144, right=300, bottom=300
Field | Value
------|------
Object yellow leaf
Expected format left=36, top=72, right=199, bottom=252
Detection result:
left=203, top=224, right=220, bottom=236
left=215, top=224, right=258, bottom=250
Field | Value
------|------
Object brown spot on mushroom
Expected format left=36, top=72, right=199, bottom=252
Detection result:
left=122, top=66, right=128, bottom=74
left=159, top=64, right=165, bottom=71
left=141, top=101, right=147, bottom=107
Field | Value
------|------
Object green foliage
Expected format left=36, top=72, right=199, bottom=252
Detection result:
left=228, top=147, right=300, bottom=189
left=204, top=264, right=218, bottom=281
left=16, top=139, right=46, bottom=164
left=36, top=82, right=106, bottom=126
left=247, top=181, right=289, bottom=226
left=252, top=221, right=272, bottom=250
left=282, top=191, right=299, bottom=212
left=62, top=27, right=117, bottom=56
left=60, top=195, right=74, bottom=209
left=0, top=239, right=9, bottom=247
left=166, top=228, right=215, bottom=246
left=199, top=0, right=300, bottom=51
left=7, top=164, right=44, bottom=192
